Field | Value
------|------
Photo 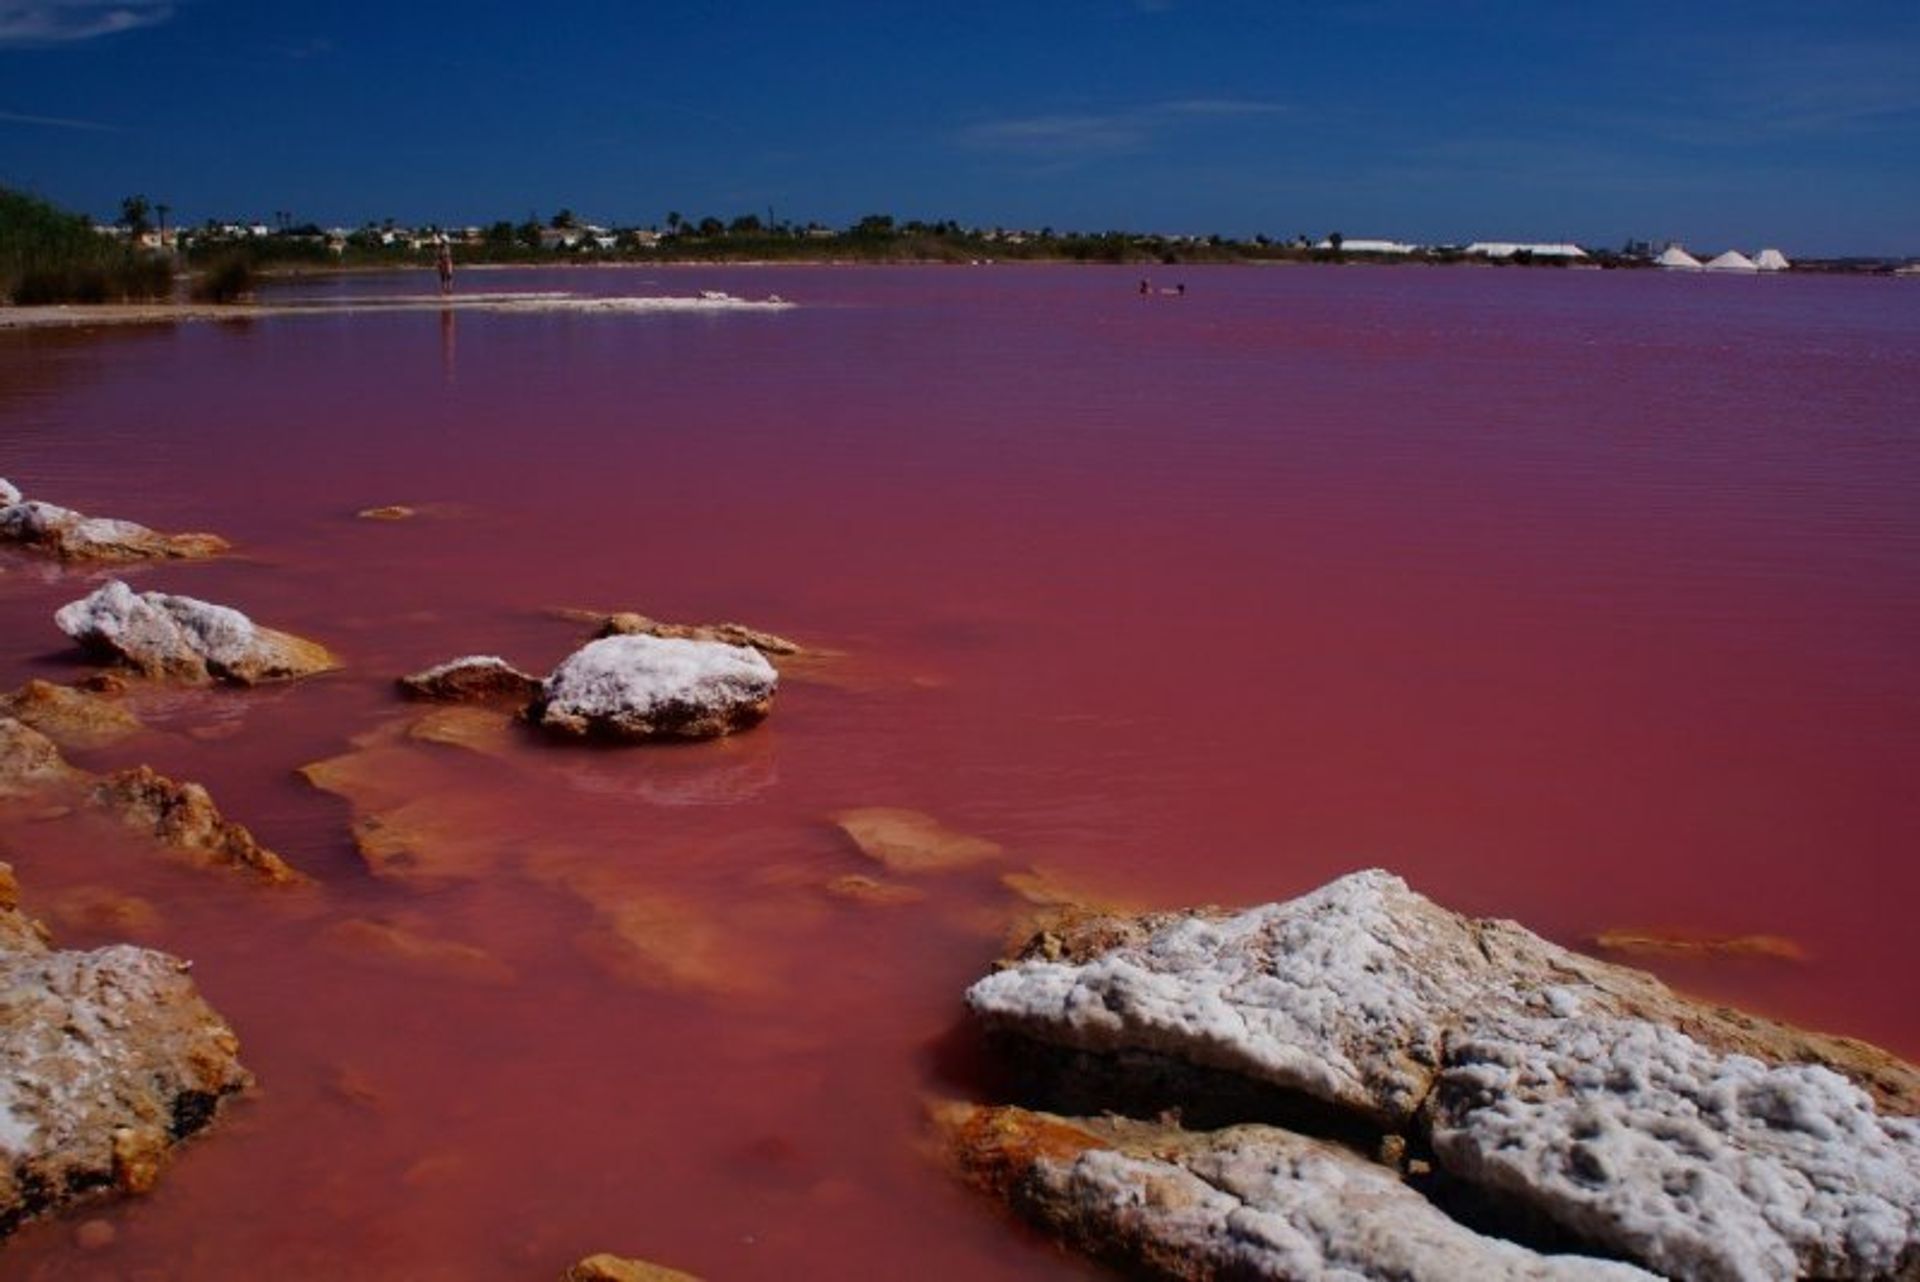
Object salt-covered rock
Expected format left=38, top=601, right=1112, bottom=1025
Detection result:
left=939, top=1103, right=1656, bottom=1281
left=530, top=634, right=777, bottom=741
left=0, top=863, right=251, bottom=1235
left=396, top=655, right=541, bottom=704
left=965, top=870, right=1920, bottom=1281
left=0, top=499, right=228, bottom=563
left=54, top=580, right=337, bottom=684
left=1432, top=1012, right=1920, bottom=1281
left=0, top=479, right=19, bottom=508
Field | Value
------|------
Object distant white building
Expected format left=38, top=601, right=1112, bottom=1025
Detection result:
left=1317, top=237, right=1418, bottom=254
left=1705, top=250, right=1759, bottom=272
left=1754, top=248, right=1790, bottom=272
left=1464, top=242, right=1587, bottom=260
left=1655, top=245, right=1702, bottom=270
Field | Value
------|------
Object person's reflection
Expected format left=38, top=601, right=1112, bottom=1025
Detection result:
left=439, top=305, right=457, bottom=385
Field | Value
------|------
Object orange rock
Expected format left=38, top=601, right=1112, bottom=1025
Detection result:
left=1593, top=927, right=1806, bottom=962
left=576, top=893, right=742, bottom=995
left=564, top=1253, right=704, bottom=1282
left=823, top=873, right=928, bottom=907
left=930, top=1100, right=1111, bottom=1202
left=110, top=1124, right=169, bottom=1195
left=0, top=715, right=89, bottom=801
left=406, top=706, right=520, bottom=757
left=322, top=918, right=515, bottom=985
left=594, top=610, right=801, bottom=656
left=0, top=679, right=143, bottom=750
left=302, top=724, right=517, bottom=884
left=349, top=795, right=507, bottom=884
left=833, top=807, right=1002, bottom=873
left=91, top=765, right=306, bottom=885
left=397, top=657, right=540, bottom=705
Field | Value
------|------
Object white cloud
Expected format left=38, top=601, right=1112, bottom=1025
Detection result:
left=0, top=1, right=174, bottom=47
left=0, top=107, right=116, bottom=128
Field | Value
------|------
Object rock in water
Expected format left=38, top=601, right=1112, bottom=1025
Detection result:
left=964, top=871, right=1920, bottom=1282
left=595, top=611, right=802, bottom=657
left=0, top=717, right=89, bottom=801
left=833, top=807, right=1003, bottom=873
left=0, top=498, right=228, bottom=562
left=0, top=863, right=251, bottom=1235
left=530, top=635, right=776, bottom=741
left=396, top=656, right=542, bottom=704
left=0, top=680, right=143, bottom=751
left=54, top=580, right=337, bottom=684
left=91, top=766, right=306, bottom=885
left=938, top=1104, right=1657, bottom=1281
left=0, top=479, right=19, bottom=508
left=564, top=1254, right=704, bottom=1282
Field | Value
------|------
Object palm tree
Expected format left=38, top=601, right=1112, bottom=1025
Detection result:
left=120, top=195, right=152, bottom=238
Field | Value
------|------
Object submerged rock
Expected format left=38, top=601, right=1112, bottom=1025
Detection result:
left=54, top=579, right=337, bottom=684
left=45, top=886, right=165, bottom=939
left=396, top=655, right=542, bottom=704
left=91, top=766, right=306, bottom=885
left=938, top=1103, right=1655, bottom=1281
left=530, top=634, right=777, bottom=741
left=833, top=807, right=1003, bottom=874
left=0, top=679, right=143, bottom=751
left=298, top=725, right=509, bottom=885
left=0, top=497, right=228, bottom=563
left=964, top=870, right=1920, bottom=1282
left=321, top=918, right=515, bottom=985
left=355, top=505, right=416, bottom=521
left=0, top=862, right=251, bottom=1235
left=405, top=706, right=519, bottom=757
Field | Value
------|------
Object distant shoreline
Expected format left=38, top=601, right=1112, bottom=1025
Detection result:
left=2, top=258, right=1907, bottom=332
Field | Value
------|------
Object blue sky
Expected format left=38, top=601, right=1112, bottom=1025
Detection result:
left=2, top=0, right=1916, bottom=254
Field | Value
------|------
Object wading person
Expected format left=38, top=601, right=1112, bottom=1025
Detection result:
left=436, top=240, right=454, bottom=294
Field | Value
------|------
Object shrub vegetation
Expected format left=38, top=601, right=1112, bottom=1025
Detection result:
left=1, top=185, right=174, bottom=305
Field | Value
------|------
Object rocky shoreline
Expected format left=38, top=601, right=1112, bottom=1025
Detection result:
left=4, top=469, right=1918, bottom=1276
left=948, top=871, right=1920, bottom=1281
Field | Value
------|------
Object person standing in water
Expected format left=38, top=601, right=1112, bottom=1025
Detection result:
left=436, top=238, right=454, bottom=294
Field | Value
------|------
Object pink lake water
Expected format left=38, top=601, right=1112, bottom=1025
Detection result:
left=1, top=263, right=1917, bottom=1279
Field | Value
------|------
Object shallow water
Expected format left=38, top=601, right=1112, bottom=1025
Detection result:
left=1, top=263, right=1916, bottom=1279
